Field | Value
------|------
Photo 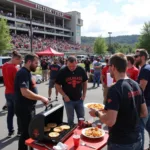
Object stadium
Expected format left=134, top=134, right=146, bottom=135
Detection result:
left=0, top=0, right=93, bottom=54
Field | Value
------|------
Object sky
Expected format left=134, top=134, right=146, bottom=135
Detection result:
left=31, top=0, right=150, bottom=37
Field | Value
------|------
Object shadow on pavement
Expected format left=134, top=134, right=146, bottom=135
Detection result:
left=0, top=111, right=7, bottom=117
left=0, top=136, right=19, bottom=149
left=87, top=86, right=98, bottom=90
left=0, top=79, right=4, bottom=87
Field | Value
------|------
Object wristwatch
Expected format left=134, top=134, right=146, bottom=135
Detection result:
left=95, top=111, right=99, bottom=117
left=63, top=95, right=67, bottom=98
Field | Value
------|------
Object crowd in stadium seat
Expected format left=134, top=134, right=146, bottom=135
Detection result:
left=11, top=34, right=93, bottom=52
left=11, top=34, right=82, bottom=51
left=0, top=9, right=92, bottom=52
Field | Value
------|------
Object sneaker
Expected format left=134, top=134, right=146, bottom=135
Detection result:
left=2, top=105, right=7, bottom=111
left=7, top=130, right=15, bottom=138
left=17, top=131, right=21, bottom=137
left=56, top=96, right=58, bottom=100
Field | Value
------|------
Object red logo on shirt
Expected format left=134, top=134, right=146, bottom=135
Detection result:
left=66, top=77, right=82, bottom=88
left=107, top=99, right=112, bottom=103
left=128, top=90, right=140, bottom=98
left=51, top=67, right=58, bottom=71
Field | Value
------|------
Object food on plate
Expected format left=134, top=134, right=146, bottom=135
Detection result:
left=84, top=127, right=103, bottom=138
left=53, top=127, right=63, bottom=132
left=44, top=126, right=51, bottom=132
left=60, top=125, right=70, bottom=130
left=87, top=103, right=104, bottom=110
left=49, top=132, right=60, bottom=137
left=47, top=123, right=57, bottom=128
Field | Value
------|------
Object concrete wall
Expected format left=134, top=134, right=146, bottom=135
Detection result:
left=67, top=11, right=83, bottom=44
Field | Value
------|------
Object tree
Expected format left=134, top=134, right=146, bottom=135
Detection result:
left=0, top=17, right=12, bottom=54
left=136, top=22, right=150, bottom=53
left=110, top=42, right=133, bottom=54
left=93, top=36, right=108, bottom=54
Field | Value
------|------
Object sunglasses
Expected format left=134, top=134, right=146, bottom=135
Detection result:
left=134, top=55, right=140, bottom=58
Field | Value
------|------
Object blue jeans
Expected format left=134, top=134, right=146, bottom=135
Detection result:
left=108, top=140, right=142, bottom=150
left=5, top=94, right=21, bottom=133
left=64, top=100, right=85, bottom=125
left=93, top=72, right=100, bottom=86
left=140, top=106, right=150, bottom=150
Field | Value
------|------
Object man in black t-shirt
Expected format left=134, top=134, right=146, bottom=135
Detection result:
left=84, top=58, right=91, bottom=78
left=14, top=54, right=49, bottom=150
left=55, top=56, right=88, bottom=125
left=135, top=49, right=150, bottom=150
left=41, top=58, right=48, bottom=82
left=89, top=53, right=147, bottom=150
left=48, top=58, right=61, bottom=100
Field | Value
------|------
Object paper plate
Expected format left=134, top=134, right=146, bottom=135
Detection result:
left=84, top=103, right=105, bottom=111
left=82, top=127, right=105, bottom=139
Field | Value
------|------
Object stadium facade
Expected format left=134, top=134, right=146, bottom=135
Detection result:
left=0, top=0, right=83, bottom=44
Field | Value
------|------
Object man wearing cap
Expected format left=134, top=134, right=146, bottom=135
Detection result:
left=48, top=58, right=61, bottom=100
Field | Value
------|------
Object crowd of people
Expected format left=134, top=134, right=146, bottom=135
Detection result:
left=11, top=34, right=82, bottom=52
left=0, top=8, right=93, bottom=53
left=2, top=48, right=150, bottom=150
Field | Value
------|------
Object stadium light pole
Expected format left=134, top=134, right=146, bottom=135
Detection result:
left=108, top=32, right=112, bottom=54
left=30, top=18, right=33, bottom=53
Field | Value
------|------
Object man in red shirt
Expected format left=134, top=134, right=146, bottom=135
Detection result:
left=2, top=51, right=22, bottom=138
left=101, top=58, right=109, bottom=104
left=126, top=55, right=139, bottom=81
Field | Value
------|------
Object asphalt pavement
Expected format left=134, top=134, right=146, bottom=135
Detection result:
left=0, top=81, right=149, bottom=150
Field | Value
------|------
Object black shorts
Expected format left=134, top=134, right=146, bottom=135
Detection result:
left=49, top=79, right=56, bottom=88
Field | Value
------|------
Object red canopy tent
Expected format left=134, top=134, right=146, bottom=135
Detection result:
left=36, top=47, right=64, bottom=56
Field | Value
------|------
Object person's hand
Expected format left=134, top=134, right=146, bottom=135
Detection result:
left=80, top=95, right=86, bottom=100
left=41, top=97, right=49, bottom=105
left=64, top=95, right=70, bottom=102
left=89, top=108, right=96, bottom=117
left=101, top=109, right=106, bottom=113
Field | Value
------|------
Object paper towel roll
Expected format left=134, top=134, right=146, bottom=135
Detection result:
left=107, top=73, right=113, bottom=87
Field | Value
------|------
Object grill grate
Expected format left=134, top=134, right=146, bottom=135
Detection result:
left=43, top=123, right=77, bottom=143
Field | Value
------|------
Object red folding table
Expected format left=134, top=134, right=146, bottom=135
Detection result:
left=25, top=127, right=109, bottom=150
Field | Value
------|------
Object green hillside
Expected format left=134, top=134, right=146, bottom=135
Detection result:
left=81, top=35, right=139, bottom=46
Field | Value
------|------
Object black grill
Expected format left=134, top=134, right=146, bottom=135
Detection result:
left=29, top=102, right=77, bottom=144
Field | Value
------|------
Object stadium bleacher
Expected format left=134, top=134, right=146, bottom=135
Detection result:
left=0, top=8, right=92, bottom=53
left=11, top=34, right=81, bottom=52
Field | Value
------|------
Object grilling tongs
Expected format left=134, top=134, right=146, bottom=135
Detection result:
left=34, top=141, right=53, bottom=150
left=45, top=99, right=58, bottom=111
